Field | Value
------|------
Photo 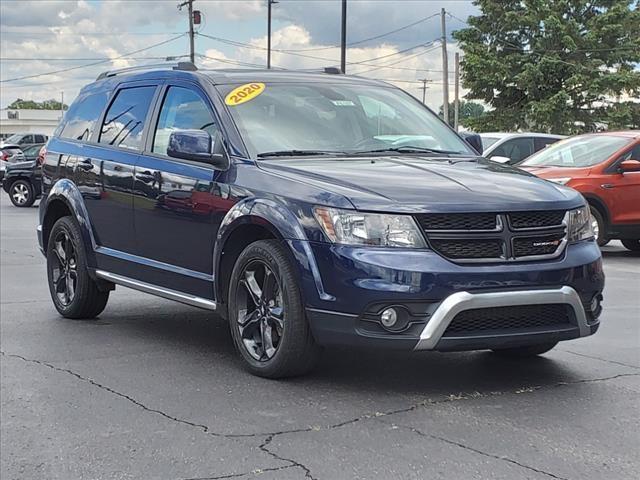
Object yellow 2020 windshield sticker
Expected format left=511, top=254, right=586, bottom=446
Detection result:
left=225, top=83, right=265, bottom=106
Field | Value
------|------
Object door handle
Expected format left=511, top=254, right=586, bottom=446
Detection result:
left=601, top=183, right=614, bottom=189
left=136, top=171, right=156, bottom=183
left=77, top=158, right=93, bottom=171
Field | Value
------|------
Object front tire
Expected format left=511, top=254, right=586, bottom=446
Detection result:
left=46, top=216, right=109, bottom=319
left=9, top=180, right=35, bottom=207
left=621, top=239, right=640, bottom=252
left=228, top=240, right=322, bottom=378
left=589, top=206, right=608, bottom=247
left=492, top=342, right=557, bottom=358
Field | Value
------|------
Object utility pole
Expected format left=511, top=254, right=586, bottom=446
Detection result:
left=341, top=0, right=347, bottom=73
left=454, top=52, right=460, bottom=131
left=440, top=8, right=449, bottom=125
left=178, top=0, right=195, bottom=64
left=418, top=79, right=431, bottom=105
left=267, top=0, right=279, bottom=69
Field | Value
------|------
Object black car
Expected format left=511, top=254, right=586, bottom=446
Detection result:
left=2, top=144, right=44, bottom=207
left=37, top=63, right=603, bottom=378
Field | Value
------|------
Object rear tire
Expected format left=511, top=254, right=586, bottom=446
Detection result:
left=621, top=239, right=640, bottom=252
left=492, top=342, right=558, bottom=358
left=46, top=216, right=109, bottom=319
left=589, top=206, right=608, bottom=247
left=228, top=239, right=322, bottom=378
left=9, top=180, right=35, bottom=207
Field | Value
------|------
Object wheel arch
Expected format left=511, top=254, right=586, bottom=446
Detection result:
left=41, top=179, right=97, bottom=267
left=583, top=193, right=611, bottom=227
left=213, top=198, right=326, bottom=309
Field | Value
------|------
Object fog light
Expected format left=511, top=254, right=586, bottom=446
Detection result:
left=380, top=308, right=398, bottom=328
left=590, top=294, right=602, bottom=318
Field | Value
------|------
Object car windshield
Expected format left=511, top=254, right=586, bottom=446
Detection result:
left=220, top=82, right=473, bottom=158
left=480, top=135, right=500, bottom=150
left=2, top=134, right=23, bottom=144
left=521, top=135, right=632, bottom=168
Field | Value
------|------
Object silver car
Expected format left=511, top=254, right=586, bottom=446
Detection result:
left=481, top=132, right=565, bottom=165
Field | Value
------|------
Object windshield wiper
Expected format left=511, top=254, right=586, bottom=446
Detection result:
left=352, top=146, right=465, bottom=156
left=257, top=149, right=344, bottom=158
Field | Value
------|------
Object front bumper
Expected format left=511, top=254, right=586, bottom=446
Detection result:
left=293, top=239, right=604, bottom=351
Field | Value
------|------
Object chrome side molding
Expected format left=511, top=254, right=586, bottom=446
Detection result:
left=95, top=270, right=217, bottom=311
left=414, top=286, right=588, bottom=350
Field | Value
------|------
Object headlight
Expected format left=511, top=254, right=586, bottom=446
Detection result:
left=314, top=207, right=426, bottom=248
left=567, top=206, right=594, bottom=242
left=547, top=177, right=572, bottom=185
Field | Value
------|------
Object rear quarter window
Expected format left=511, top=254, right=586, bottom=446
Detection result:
left=60, top=92, right=109, bottom=141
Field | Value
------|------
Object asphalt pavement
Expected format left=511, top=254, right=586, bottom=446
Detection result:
left=1, top=193, right=639, bottom=480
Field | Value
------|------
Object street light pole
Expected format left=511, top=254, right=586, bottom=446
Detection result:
left=267, top=0, right=278, bottom=69
left=440, top=8, right=450, bottom=125
left=178, top=0, right=195, bottom=64
left=341, top=0, right=347, bottom=73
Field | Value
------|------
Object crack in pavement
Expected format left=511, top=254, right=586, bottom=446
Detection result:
left=560, top=349, right=640, bottom=370
left=181, top=464, right=296, bottom=480
left=259, top=434, right=317, bottom=480
left=377, top=420, right=569, bottom=480
left=3, top=350, right=638, bottom=480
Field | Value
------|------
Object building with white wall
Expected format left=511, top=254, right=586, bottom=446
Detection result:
left=0, top=109, right=63, bottom=140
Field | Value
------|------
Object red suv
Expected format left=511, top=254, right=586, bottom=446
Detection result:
left=520, top=131, right=640, bottom=251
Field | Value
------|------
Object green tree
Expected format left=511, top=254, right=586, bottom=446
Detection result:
left=453, top=0, right=640, bottom=134
left=8, top=98, right=68, bottom=110
left=439, top=100, right=487, bottom=127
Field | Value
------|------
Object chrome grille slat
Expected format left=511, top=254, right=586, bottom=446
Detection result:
left=416, top=211, right=568, bottom=263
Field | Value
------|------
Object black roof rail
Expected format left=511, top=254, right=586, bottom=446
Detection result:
left=96, top=61, right=197, bottom=81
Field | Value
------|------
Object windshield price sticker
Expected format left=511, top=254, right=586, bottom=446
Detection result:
left=225, top=83, right=265, bottom=106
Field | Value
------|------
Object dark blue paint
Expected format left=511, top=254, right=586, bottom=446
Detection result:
left=38, top=68, right=604, bottom=351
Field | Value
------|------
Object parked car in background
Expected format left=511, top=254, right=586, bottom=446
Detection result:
left=2, top=145, right=45, bottom=207
left=481, top=133, right=565, bottom=165
left=0, top=133, right=48, bottom=149
left=0, top=145, right=26, bottom=182
left=520, top=131, right=640, bottom=251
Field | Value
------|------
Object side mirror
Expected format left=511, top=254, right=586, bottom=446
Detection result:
left=459, top=132, right=483, bottom=155
left=619, top=159, right=640, bottom=173
left=490, top=155, right=511, bottom=164
left=167, top=129, right=229, bottom=170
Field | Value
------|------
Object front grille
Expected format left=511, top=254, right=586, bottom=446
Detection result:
left=510, top=211, right=566, bottom=229
left=513, top=233, right=565, bottom=257
left=443, top=304, right=573, bottom=337
left=416, top=213, right=497, bottom=231
left=417, top=211, right=567, bottom=263
left=430, top=239, right=502, bottom=259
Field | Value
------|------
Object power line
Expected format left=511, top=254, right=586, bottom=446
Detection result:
left=281, top=12, right=440, bottom=52
left=0, top=34, right=186, bottom=83
left=0, top=56, right=183, bottom=61
left=0, top=30, right=186, bottom=36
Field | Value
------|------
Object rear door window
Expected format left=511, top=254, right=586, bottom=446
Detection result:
left=491, top=137, right=534, bottom=162
left=99, top=86, right=156, bottom=151
left=152, top=86, right=218, bottom=156
left=19, top=135, right=34, bottom=144
left=60, top=92, right=109, bottom=141
left=534, top=137, right=560, bottom=151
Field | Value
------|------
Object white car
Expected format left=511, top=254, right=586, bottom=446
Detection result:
left=481, top=132, right=565, bottom=165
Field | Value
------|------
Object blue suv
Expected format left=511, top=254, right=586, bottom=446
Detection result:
left=38, top=63, right=604, bottom=378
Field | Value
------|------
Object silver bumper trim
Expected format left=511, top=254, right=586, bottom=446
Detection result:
left=413, top=286, right=588, bottom=350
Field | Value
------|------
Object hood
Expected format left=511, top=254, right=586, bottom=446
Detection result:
left=259, top=156, right=584, bottom=213
left=520, top=165, right=592, bottom=178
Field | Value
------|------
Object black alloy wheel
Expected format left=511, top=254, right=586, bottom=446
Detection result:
left=50, top=229, right=78, bottom=307
left=228, top=240, right=321, bottom=378
left=236, top=259, right=284, bottom=362
left=46, top=217, right=110, bottom=318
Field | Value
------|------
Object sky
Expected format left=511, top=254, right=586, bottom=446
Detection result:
left=0, top=0, right=478, bottom=111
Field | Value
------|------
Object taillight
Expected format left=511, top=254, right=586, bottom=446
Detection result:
left=0, top=151, right=7, bottom=161
left=37, top=146, right=46, bottom=165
